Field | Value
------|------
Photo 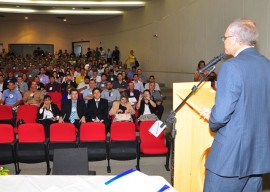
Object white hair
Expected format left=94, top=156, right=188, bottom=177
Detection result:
left=228, top=18, right=259, bottom=46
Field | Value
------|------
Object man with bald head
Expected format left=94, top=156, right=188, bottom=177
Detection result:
left=201, top=19, right=270, bottom=192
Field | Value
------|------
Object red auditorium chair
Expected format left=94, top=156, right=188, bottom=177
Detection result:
left=15, top=105, right=38, bottom=133
left=48, top=123, right=77, bottom=161
left=107, top=122, right=139, bottom=173
left=79, top=122, right=107, bottom=164
left=16, top=123, right=50, bottom=175
left=0, top=105, right=14, bottom=126
left=47, top=92, right=62, bottom=110
left=139, top=120, right=170, bottom=171
left=0, top=124, right=19, bottom=174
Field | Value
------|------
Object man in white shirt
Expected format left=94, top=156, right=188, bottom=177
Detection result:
left=144, top=75, right=161, bottom=91
left=132, top=74, right=144, bottom=93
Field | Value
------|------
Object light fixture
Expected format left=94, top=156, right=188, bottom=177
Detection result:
left=24, top=16, right=28, bottom=19
left=48, top=10, right=123, bottom=15
left=72, top=7, right=75, bottom=10
left=63, top=18, right=67, bottom=22
left=0, top=8, right=36, bottom=13
left=0, top=8, right=123, bottom=15
left=0, top=1, right=145, bottom=7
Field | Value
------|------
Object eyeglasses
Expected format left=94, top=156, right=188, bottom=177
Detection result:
left=221, top=36, right=233, bottom=42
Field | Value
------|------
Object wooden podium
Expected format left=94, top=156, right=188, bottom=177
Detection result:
left=173, top=82, right=216, bottom=192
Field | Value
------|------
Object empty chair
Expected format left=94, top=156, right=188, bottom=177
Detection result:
left=48, top=123, right=77, bottom=161
left=0, top=105, right=14, bottom=126
left=16, top=123, right=50, bottom=175
left=79, top=122, right=107, bottom=162
left=0, top=124, right=19, bottom=174
left=108, top=122, right=139, bottom=173
left=15, top=105, right=38, bottom=133
left=53, top=148, right=89, bottom=175
left=139, top=120, right=170, bottom=171
left=47, top=92, right=62, bottom=110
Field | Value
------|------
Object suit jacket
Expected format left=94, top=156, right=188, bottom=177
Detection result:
left=37, top=102, right=60, bottom=120
left=206, top=47, right=270, bottom=177
left=60, top=99, right=86, bottom=122
left=86, top=98, right=109, bottom=122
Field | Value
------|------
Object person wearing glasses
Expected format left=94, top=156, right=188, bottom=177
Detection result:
left=201, top=19, right=270, bottom=192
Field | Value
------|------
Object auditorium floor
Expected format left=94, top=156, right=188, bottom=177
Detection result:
left=4, top=86, right=270, bottom=191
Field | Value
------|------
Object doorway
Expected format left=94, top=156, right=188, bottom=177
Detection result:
left=72, top=41, right=90, bottom=57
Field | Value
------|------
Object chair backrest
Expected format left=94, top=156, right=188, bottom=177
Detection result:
left=110, top=122, right=136, bottom=141
left=80, top=122, right=106, bottom=141
left=50, top=123, right=76, bottom=142
left=0, top=105, right=13, bottom=120
left=18, top=123, right=45, bottom=143
left=47, top=92, right=62, bottom=110
left=0, top=124, right=14, bottom=143
left=139, top=121, right=166, bottom=148
left=16, top=105, right=38, bottom=124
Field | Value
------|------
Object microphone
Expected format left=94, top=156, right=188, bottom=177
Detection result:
left=199, top=53, right=227, bottom=74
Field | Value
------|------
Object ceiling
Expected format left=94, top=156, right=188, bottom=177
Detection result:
left=0, top=0, right=149, bottom=25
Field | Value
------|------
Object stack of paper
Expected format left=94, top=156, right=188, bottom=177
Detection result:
left=104, top=168, right=176, bottom=192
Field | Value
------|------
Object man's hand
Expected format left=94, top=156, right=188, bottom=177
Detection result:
left=200, top=108, right=211, bottom=120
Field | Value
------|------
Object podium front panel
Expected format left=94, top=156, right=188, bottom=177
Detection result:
left=173, top=82, right=215, bottom=192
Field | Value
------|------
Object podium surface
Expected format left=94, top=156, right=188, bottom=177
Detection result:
left=173, top=82, right=215, bottom=192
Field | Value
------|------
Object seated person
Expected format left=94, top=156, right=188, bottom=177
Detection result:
left=86, top=88, right=110, bottom=133
left=23, top=81, right=44, bottom=107
left=125, top=82, right=140, bottom=108
left=45, top=76, right=61, bottom=92
left=77, top=76, right=90, bottom=94
left=97, top=73, right=107, bottom=91
left=109, top=92, right=135, bottom=121
left=59, top=88, right=86, bottom=130
left=194, top=60, right=207, bottom=82
left=144, top=75, right=160, bottom=91
left=83, top=79, right=97, bottom=105
left=1, top=81, right=22, bottom=114
left=136, top=90, right=157, bottom=119
left=132, top=74, right=144, bottom=93
left=37, top=95, right=60, bottom=138
left=149, top=82, right=164, bottom=119
left=61, top=85, right=73, bottom=103
left=101, top=81, right=120, bottom=110
left=113, top=73, right=128, bottom=93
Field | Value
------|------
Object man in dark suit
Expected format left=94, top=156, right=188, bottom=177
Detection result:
left=59, top=88, right=86, bottom=130
left=86, top=88, right=110, bottom=133
left=201, top=19, right=270, bottom=192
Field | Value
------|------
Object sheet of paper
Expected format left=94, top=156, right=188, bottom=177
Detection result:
left=104, top=169, right=175, bottom=192
left=148, top=120, right=167, bottom=138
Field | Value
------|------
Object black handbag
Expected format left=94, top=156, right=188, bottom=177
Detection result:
left=135, top=59, right=140, bottom=67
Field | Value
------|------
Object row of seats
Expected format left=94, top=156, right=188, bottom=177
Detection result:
left=0, top=121, right=170, bottom=175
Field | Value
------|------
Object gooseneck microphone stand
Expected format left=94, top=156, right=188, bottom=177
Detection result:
left=162, top=66, right=216, bottom=186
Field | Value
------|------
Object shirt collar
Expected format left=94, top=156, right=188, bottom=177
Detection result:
left=234, top=46, right=254, bottom=57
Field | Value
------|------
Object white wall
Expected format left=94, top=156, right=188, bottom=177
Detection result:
left=73, top=0, right=270, bottom=87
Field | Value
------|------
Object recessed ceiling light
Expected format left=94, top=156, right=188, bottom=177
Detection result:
left=25, top=16, right=28, bottom=19
left=16, top=5, right=20, bottom=7
left=63, top=18, right=67, bottom=22
left=72, top=7, right=75, bottom=10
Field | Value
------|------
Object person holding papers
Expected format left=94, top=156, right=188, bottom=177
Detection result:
left=37, top=95, right=60, bottom=138
left=109, top=92, right=135, bottom=122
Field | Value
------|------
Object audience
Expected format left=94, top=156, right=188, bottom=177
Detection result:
left=0, top=46, right=171, bottom=136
